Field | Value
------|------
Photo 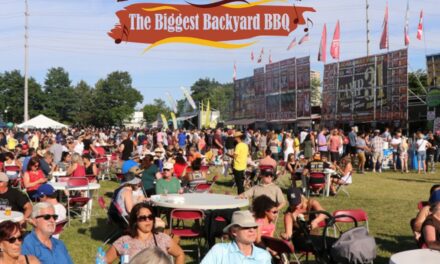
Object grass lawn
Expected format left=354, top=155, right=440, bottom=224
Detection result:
left=60, top=168, right=439, bottom=263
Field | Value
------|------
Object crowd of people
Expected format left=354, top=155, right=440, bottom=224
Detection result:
left=0, top=125, right=438, bottom=263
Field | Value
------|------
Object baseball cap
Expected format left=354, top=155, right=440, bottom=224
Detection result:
left=33, top=184, right=56, bottom=199
left=163, top=162, right=173, bottom=170
left=0, top=173, right=8, bottom=182
left=287, top=187, right=302, bottom=207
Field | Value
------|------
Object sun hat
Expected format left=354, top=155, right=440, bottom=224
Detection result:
left=233, top=131, right=243, bottom=138
left=223, top=210, right=258, bottom=233
left=122, top=172, right=142, bottom=186
left=287, top=187, right=302, bottom=207
left=32, top=184, right=55, bottom=199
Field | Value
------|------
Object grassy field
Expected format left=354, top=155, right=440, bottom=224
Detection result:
left=60, top=167, right=439, bottom=263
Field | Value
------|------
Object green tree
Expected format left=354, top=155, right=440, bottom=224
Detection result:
left=190, top=78, right=221, bottom=104
left=72, top=80, right=94, bottom=125
left=93, top=71, right=143, bottom=126
left=143, top=99, right=171, bottom=124
left=43, top=67, right=77, bottom=123
left=409, top=69, right=428, bottom=96
left=0, top=70, right=44, bottom=123
left=311, top=76, right=322, bottom=107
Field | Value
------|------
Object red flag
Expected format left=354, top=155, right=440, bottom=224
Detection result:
left=417, top=9, right=423, bottom=40
left=298, top=33, right=310, bottom=45
left=330, top=20, right=340, bottom=60
left=287, top=37, right=297, bottom=50
left=380, top=2, right=389, bottom=50
left=404, top=1, right=410, bottom=46
left=318, top=24, right=327, bottom=63
left=268, top=50, right=272, bottom=63
left=233, top=62, right=237, bottom=81
left=251, top=51, right=254, bottom=62
left=257, top=48, right=264, bottom=63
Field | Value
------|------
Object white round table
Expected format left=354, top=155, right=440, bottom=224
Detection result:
left=152, top=193, right=249, bottom=210
left=389, top=249, right=440, bottom=264
left=49, top=182, right=100, bottom=223
left=0, top=211, right=24, bottom=223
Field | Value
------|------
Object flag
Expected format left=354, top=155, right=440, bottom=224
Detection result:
left=287, top=37, right=297, bottom=50
left=257, top=48, right=264, bottom=63
left=233, top=61, right=237, bottom=81
left=380, top=2, right=389, bottom=50
left=268, top=50, right=272, bottom=63
left=330, top=20, right=340, bottom=60
left=404, top=1, right=410, bottom=46
left=205, top=100, right=211, bottom=128
left=251, top=51, right=254, bottom=61
left=170, top=112, right=178, bottom=129
left=417, top=9, right=423, bottom=40
left=318, top=24, right=327, bottom=63
left=180, top=86, right=197, bottom=110
left=166, top=92, right=177, bottom=113
left=298, top=33, right=310, bottom=45
left=160, top=114, right=168, bottom=129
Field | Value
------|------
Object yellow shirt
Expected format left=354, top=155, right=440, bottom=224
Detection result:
left=233, top=142, right=248, bottom=171
left=7, top=137, right=17, bottom=150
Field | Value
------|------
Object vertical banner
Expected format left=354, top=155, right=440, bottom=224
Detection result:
left=160, top=113, right=169, bottom=129
left=181, top=86, right=197, bottom=110
left=205, top=100, right=211, bottom=128
left=170, top=112, right=178, bottom=129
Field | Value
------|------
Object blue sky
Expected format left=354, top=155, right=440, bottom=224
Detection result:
left=1, top=0, right=439, bottom=107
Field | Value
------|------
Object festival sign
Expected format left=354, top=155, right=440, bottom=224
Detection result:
left=322, top=49, right=408, bottom=125
left=427, top=53, right=440, bottom=87
left=108, top=1, right=315, bottom=51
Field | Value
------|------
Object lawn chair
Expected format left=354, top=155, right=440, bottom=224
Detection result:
left=190, top=175, right=219, bottom=193
left=169, top=209, right=204, bottom=262
left=261, top=235, right=301, bottom=264
left=334, top=172, right=352, bottom=197
left=95, top=157, right=111, bottom=181
left=98, top=196, right=124, bottom=245
left=66, top=177, right=91, bottom=225
left=307, top=172, right=326, bottom=197
left=332, top=209, right=369, bottom=237
left=53, top=220, right=69, bottom=236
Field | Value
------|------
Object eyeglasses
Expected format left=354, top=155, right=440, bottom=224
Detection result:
left=36, top=214, right=58, bottom=221
left=6, top=235, right=23, bottom=244
left=163, top=169, right=171, bottom=172
left=137, top=214, right=155, bottom=222
left=240, top=226, right=257, bottom=230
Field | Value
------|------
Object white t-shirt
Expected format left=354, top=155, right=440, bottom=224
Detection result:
left=53, top=203, right=67, bottom=239
left=416, top=139, right=428, bottom=152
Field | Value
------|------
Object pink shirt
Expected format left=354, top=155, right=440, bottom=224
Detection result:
left=329, top=135, right=341, bottom=152
left=256, top=218, right=275, bottom=237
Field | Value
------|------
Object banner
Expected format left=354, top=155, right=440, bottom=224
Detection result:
left=108, top=2, right=315, bottom=51
left=170, top=112, right=178, bottom=129
left=160, top=113, right=169, bottom=129
left=205, top=100, right=211, bottom=128
left=181, top=86, right=197, bottom=110
left=322, top=49, right=408, bottom=124
left=166, top=92, right=178, bottom=113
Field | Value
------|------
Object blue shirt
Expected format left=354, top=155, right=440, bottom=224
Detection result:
left=201, top=241, right=271, bottom=264
left=178, top=133, right=186, bottom=147
left=22, top=230, right=73, bottom=264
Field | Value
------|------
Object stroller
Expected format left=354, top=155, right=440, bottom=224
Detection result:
left=296, top=211, right=376, bottom=264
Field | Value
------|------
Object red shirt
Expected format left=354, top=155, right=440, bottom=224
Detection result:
left=26, top=169, right=45, bottom=192
left=173, top=163, right=187, bottom=178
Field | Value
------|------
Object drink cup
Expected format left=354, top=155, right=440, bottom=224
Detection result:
left=5, top=206, right=11, bottom=216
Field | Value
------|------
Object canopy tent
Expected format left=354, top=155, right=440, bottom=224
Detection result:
left=17, top=114, right=68, bottom=129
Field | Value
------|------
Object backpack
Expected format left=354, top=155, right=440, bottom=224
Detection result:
left=331, top=226, right=377, bottom=264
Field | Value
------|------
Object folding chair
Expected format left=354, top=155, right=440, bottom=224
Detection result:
left=261, top=235, right=301, bottom=264
left=95, top=157, right=111, bottom=181
left=307, top=172, right=326, bottom=197
left=115, top=173, right=124, bottom=183
left=66, top=177, right=91, bottom=225
left=98, top=197, right=125, bottom=245
left=53, top=220, right=69, bottom=236
left=417, top=201, right=429, bottom=210
left=190, top=175, right=219, bottom=193
left=169, top=209, right=204, bottom=262
left=334, top=172, right=352, bottom=197
left=332, top=209, right=369, bottom=237
left=5, top=166, right=22, bottom=189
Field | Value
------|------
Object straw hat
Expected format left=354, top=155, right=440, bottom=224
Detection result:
left=223, top=210, right=258, bottom=233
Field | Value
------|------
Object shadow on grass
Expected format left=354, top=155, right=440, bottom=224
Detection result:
left=393, top=178, right=439, bottom=184
left=374, top=234, right=417, bottom=264
left=81, top=217, right=121, bottom=244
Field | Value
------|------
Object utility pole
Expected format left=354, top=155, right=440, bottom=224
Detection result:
left=24, top=0, right=29, bottom=122
left=365, top=0, right=370, bottom=56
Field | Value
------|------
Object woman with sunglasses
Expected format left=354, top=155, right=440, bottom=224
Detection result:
left=252, top=195, right=279, bottom=244
left=23, top=158, right=47, bottom=199
left=105, top=203, right=185, bottom=264
left=0, top=221, right=40, bottom=264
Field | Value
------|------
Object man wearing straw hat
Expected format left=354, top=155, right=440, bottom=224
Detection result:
left=201, top=210, right=271, bottom=263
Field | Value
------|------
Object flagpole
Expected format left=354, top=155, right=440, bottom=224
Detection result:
left=365, top=0, right=370, bottom=56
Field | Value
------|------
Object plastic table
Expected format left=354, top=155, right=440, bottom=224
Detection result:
left=0, top=211, right=24, bottom=223
left=151, top=193, right=249, bottom=210
left=389, top=249, right=440, bottom=264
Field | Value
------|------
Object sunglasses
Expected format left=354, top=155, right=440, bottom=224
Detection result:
left=270, top=210, right=279, bottom=214
left=163, top=169, right=171, bottom=172
left=6, top=235, right=23, bottom=244
left=137, top=214, right=155, bottom=222
left=36, top=214, right=58, bottom=221
left=240, top=226, right=257, bottom=230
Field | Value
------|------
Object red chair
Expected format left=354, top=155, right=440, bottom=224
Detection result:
left=115, top=173, right=124, bottom=182
left=98, top=196, right=106, bottom=212
left=85, top=174, right=97, bottom=183
left=261, top=235, right=302, bottom=264
left=170, top=209, right=204, bottom=261
left=307, top=172, right=326, bottom=197
left=333, top=209, right=369, bottom=237
left=66, top=177, right=91, bottom=225
left=200, top=165, right=210, bottom=174
left=190, top=175, right=219, bottom=193
left=53, top=220, right=69, bottom=236
left=95, top=157, right=111, bottom=181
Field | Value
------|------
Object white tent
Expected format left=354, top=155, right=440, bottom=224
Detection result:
left=17, top=114, right=68, bottom=129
